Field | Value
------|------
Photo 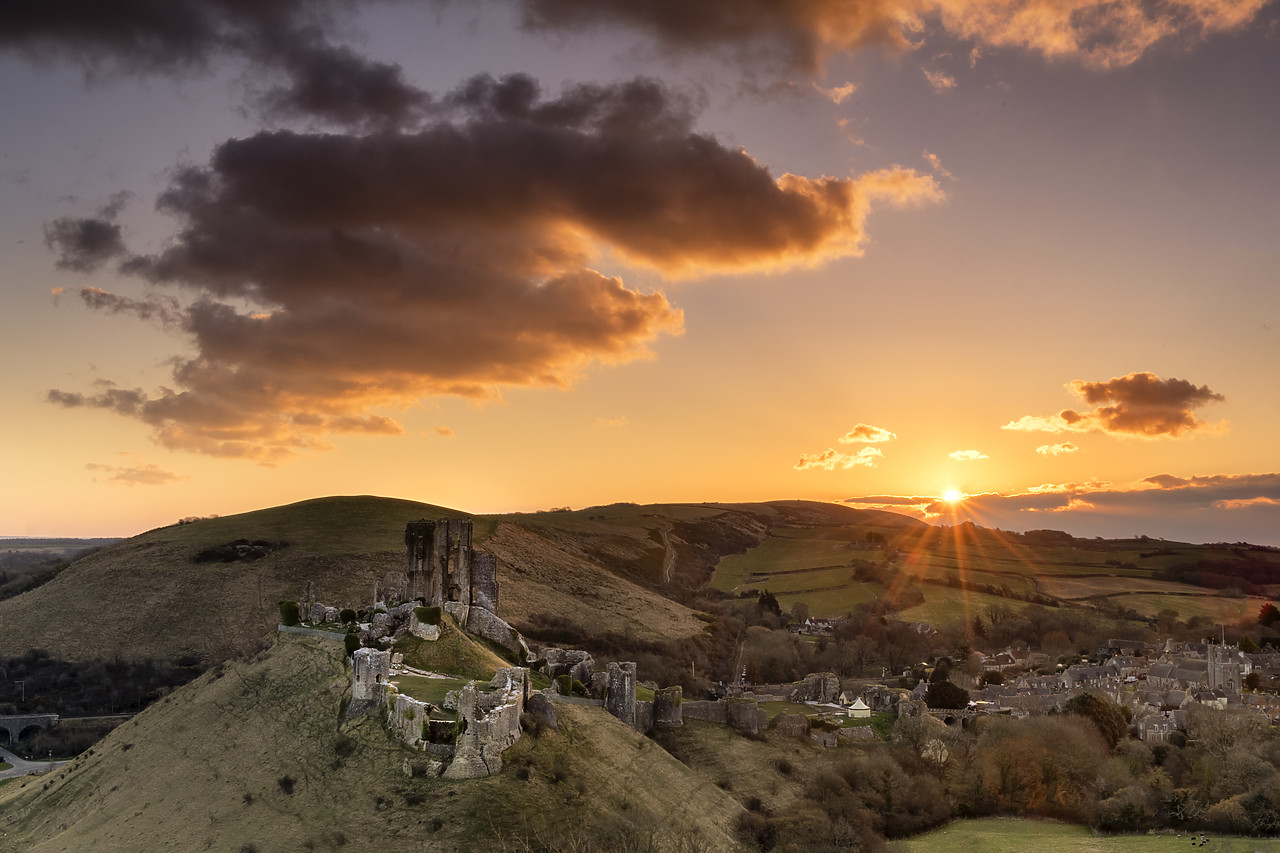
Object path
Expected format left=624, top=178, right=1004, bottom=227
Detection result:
left=658, top=522, right=677, bottom=583
left=0, top=744, right=69, bottom=780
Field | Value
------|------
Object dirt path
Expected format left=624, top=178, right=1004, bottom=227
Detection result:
left=658, top=522, right=677, bottom=583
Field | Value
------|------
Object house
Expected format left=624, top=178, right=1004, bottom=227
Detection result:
left=1136, top=709, right=1186, bottom=743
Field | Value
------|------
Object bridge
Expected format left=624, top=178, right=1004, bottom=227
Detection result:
left=0, top=713, right=59, bottom=744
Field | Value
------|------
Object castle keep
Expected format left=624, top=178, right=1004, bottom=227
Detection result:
left=404, top=519, right=498, bottom=611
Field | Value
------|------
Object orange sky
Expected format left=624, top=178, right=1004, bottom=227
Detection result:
left=1, top=0, right=1278, bottom=543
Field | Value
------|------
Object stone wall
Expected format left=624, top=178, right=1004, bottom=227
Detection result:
left=606, top=662, right=637, bottom=728
left=368, top=665, right=529, bottom=779
left=681, top=700, right=727, bottom=724
left=654, top=686, right=682, bottom=728
left=726, top=697, right=767, bottom=735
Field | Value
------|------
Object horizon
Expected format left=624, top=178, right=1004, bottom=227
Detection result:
left=2, top=2, right=1278, bottom=544
left=3, top=493, right=1279, bottom=549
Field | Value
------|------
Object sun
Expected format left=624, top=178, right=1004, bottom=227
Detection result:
left=942, top=489, right=964, bottom=503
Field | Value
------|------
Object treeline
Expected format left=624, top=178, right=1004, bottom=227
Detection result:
left=0, top=648, right=205, bottom=717
left=1160, top=553, right=1280, bottom=596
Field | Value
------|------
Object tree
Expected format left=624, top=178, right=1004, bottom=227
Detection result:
left=756, top=589, right=782, bottom=618
left=979, top=670, right=1005, bottom=688
left=1260, top=603, right=1280, bottom=627
left=791, top=602, right=810, bottom=626
left=1062, top=691, right=1129, bottom=748
left=924, top=680, right=970, bottom=710
left=1239, top=634, right=1258, bottom=653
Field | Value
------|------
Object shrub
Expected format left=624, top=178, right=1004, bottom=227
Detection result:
left=344, top=632, right=361, bottom=657
left=339, top=609, right=356, bottom=625
left=278, top=601, right=301, bottom=627
left=277, top=775, right=296, bottom=795
left=555, top=674, right=572, bottom=695
left=413, top=606, right=442, bottom=626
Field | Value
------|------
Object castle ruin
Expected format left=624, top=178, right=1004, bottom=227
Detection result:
left=405, top=519, right=498, bottom=611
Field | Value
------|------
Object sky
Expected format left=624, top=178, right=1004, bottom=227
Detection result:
left=1, top=0, right=1278, bottom=544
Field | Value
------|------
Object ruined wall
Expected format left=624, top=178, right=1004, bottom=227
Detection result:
left=471, top=552, right=499, bottom=612
left=654, top=686, right=682, bottom=728
left=605, top=661, right=637, bottom=728
left=681, top=700, right=727, bottom=724
left=443, top=668, right=528, bottom=780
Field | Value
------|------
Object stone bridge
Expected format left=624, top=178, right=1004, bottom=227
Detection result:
left=0, top=713, right=59, bottom=744
left=924, top=707, right=978, bottom=726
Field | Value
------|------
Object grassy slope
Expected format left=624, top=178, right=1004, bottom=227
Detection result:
left=890, top=818, right=1280, bottom=852
left=0, top=634, right=747, bottom=853
left=0, top=496, right=721, bottom=662
left=713, top=521, right=1280, bottom=627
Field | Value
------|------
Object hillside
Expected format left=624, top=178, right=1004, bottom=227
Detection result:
left=0, top=633, right=746, bottom=852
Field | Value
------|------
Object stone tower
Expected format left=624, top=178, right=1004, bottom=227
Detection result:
left=404, top=519, right=498, bottom=611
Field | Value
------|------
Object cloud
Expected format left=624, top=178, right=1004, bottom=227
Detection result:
left=511, top=0, right=1269, bottom=71
left=795, top=446, right=883, bottom=471
left=839, top=423, right=897, bottom=444
left=923, top=150, right=954, bottom=180
left=47, top=75, right=937, bottom=462
left=595, top=416, right=628, bottom=428
left=85, top=462, right=187, bottom=487
left=1003, top=371, right=1225, bottom=438
left=814, top=81, right=857, bottom=103
left=434, top=426, right=455, bottom=438
left=1036, top=442, right=1079, bottom=456
left=923, top=68, right=957, bottom=90
left=948, top=449, right=988, bottom=461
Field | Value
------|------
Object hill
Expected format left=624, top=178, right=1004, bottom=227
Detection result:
left=0, top=633, right=746, bottom=852
left=0, top=496, right=918, bottom=664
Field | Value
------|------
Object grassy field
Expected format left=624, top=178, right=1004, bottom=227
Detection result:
left=892, top=818, right=1280, bottom=852
left=712, top=522, right=1280, bottom=627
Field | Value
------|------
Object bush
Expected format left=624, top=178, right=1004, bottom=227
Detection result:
left=344, top=632, right=361, bottom=657
left=413, top=606, right=441, bottom=626
left=339, top=609, right=356, bottom=625
left=278, top=601, right=301, bottom=627
left=277, top=775, right=296, bottom=795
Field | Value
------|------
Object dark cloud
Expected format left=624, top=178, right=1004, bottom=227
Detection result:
left=1004, top=371, right=1225, bottom=438
left=1064, top=372, right=1225, bottom=437
left=48, top=75, right=936, bottom=462
left=0, top=0, right=423, bottom=128
left=44, top=219, right=126, bottom=272
left=512, top=0, right=1269, bottom=71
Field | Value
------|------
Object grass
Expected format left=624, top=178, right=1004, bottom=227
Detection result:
left=0, top=762, right=12, bottom=771
left=890, top=818, right=1280, bottom=852
left=387, top=674, right=478, bottom=708
left=392, top=618, right=509, bottom=682
left=715, top=537, right=858, bottom=591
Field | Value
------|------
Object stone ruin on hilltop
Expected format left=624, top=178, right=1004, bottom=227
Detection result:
left=404, top=518, right=498, bottom=612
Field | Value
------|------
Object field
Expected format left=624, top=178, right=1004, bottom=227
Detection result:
left=893, top=818, right=1280, bottom=852
left=712, top=522, right=1280, bottom=627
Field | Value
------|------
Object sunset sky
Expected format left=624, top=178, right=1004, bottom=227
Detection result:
left=2, top=0, right=1278, bottom=543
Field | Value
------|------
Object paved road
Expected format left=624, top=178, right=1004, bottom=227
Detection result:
left=0, top=745, right=68, bottom=779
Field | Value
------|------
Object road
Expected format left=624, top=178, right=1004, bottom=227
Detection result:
left=0, top=744, right=68, bottom=780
